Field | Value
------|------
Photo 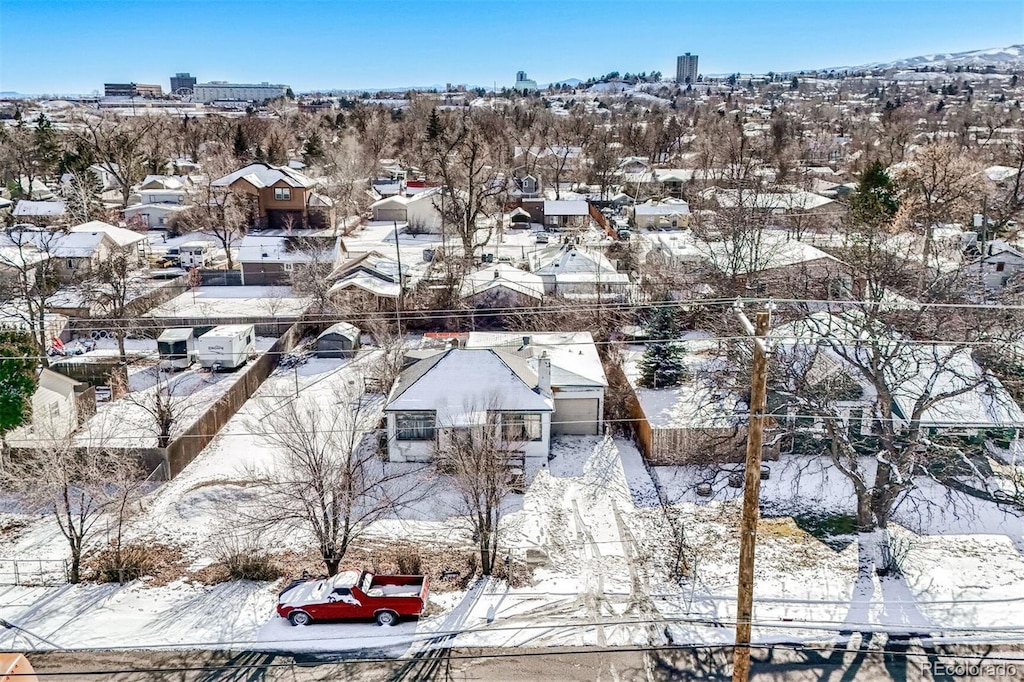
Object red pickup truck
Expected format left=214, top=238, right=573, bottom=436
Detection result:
left=276, top=569, right=429, bottom=627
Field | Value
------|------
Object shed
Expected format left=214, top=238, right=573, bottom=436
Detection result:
left=316, top=322, right=361, bottom=358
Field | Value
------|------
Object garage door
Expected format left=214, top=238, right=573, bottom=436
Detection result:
left=374, top=207, right=407, bottom=222
left=551, top=398, right=600, bottom=435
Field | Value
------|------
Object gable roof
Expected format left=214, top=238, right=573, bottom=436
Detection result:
left=461, top=263, right=544, bottom=300
left=70, top=221, right=147, bottom=247
left=211, top=163, right=315, bottom=190
left=385, top=348, right=552, bottom=424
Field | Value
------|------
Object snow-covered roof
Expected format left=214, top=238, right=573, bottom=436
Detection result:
left=12, top=200, right=66, bottom=217
left=140, top=175, right=186, bottom=190
left=633, top=200, right=691, bottom=217
left=699, top=231, right=841, bottom=275
left=710, top=188, right=836, bottom=211
left=544, top=200, right=589, bottom=216
left=328, top=274, right=401, bottom=298
left=771, top=311, right=1024, bottom=429
left=2, top=231, right=108, bottom=258
left=985, top=165, right=1021, bottom=184
left=237, top=235, right=338, bottom=264
left=70, top=221, right=147, bottom=247
left=370, top=186, right=441, bottom=209
left=385, top=348, right=553, bottom=425
left=318, top=321, right=360, bottom=340
left=530, top=245, right=619, bottom=276
left=465, top=331, right=607, bottom=388
left=461, top=264, right=544, bottom=300
left=211, top=163, right=315, bottom=189
left=122, top=203, right=190, bottom=216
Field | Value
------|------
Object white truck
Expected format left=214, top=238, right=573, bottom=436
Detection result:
left=195, top=324, right=256, bottom=370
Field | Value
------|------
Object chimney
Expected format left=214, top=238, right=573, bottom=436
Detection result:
left=521, top=335, right=531, bottom=349
left=537, top=352, right=552, bottom=397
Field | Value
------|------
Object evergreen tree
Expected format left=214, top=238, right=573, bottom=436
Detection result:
left=335, top=111, right=346, bottom=128
left=232, top=124, right=248, bottom=158
left=302, top=130, right=325, bottom=165
left=0, top=330, right=38, bottom=444
left=638, top=305, right=688, bottom=389
left=426, top=108, right=443, bottom=142
left=849, top=159, right=899, bottom=227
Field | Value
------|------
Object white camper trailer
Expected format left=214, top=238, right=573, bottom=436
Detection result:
left=178, top=241, right=209, bottom=268
left=195, top=324, right=256, bottom=370
left=157, top=327, right=195, bottom=369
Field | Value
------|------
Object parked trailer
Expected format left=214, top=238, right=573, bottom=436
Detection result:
left=156, top=328, right=195, bottom=370
left=195, top=324, right=256, bottom=370
left=178, top=241, right=209, bottom=268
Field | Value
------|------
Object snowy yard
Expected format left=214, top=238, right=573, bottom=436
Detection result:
left=144, top=286, right=310, bottom=319
left=3, top=403, right=1024, bottom=653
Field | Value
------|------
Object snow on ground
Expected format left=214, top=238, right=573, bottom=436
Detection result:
left=4, top=396, right=1024, bottom=652
left=144, top=286, right=309, bottom=318
left=76, top=362, right=256, bottom=450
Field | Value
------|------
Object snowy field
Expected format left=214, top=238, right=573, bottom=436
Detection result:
left=144, top=286, right=309, bottom=319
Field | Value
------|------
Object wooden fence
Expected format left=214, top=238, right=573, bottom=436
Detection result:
left=135, top=321, right=309, bottom=478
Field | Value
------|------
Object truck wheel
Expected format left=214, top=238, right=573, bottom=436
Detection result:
left=375, top=610, right=398, bottom=627
left=288, top=611, right=312, bottom=626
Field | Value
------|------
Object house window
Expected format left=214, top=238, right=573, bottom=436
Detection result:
left=274, top=187, right=291, bottom=201
left=396, top=412, right=436, bottom=441
left=283, top=262, right=294, bottom=271
left=996, top=262, right=1006, bottom=272
left=499, top=412, right=542, bottom=442
left=50, top=403, right=60, bottom=417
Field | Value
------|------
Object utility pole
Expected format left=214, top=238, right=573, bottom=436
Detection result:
left=732, top=307, right=770, bottom=682
left=393, top=221, right=403, bottom=336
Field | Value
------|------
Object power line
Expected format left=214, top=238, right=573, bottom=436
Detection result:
left=12, top=641, right=1024, bottom=678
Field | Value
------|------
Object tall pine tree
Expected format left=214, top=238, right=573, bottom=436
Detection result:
left=0, top=330, right=38, bottom=446
left=638, top=304, right=688, bottom=389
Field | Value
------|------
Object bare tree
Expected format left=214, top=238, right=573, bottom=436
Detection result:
left=0, top=228, right=66, bottom=365
left=82, top=244, right=147, bottom=364
left=437, top=399, right=528, bottom=575
left=246, top=382, right=422, bottom=576
left=73, top=114, right=160, bottom=206
left=121, top=375, right=200, bottom=449
left=1, top=429, right=146, bottom=584
left=427, top=110, right=508, bottom=260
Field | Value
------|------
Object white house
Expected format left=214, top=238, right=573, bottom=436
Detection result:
left=7, top=369, right=87, bottom=447
left=383, top=348, right=554, bottom=464
left=631, top=200, right=691, bottom=228
left=121, top=201, right=190, bottom=229
left=543, top=200, right=591, bottom=229
left=465, top=332, right=607, bottom=435
left=969, top=240, right=1024, bottom=295
left=370, top=187, right=443, bottom=232
left=529, top=245, right=631, bottom=299
left=461, top=263, right=545, bottom=307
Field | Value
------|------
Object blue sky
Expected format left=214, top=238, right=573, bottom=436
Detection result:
left=1, top=0, right=1022, bottom=94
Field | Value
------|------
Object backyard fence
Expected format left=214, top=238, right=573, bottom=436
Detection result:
left=0, top=558, right=70, bottom=586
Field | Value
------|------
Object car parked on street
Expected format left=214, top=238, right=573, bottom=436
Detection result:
left=276, top=569, right=429, bottom=626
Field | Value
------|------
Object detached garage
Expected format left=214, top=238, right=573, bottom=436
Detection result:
left=551, top=395, right=602, bottom=435
left=316, top=322, right=361, bottom=358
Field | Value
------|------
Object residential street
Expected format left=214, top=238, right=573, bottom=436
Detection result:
left=24, top=643, right=1024, bottom=681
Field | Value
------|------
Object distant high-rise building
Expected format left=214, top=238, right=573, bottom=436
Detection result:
left=103, top=82, right=163, bottom=98
left=676, top=53, right=699, bottom=84
left=513, top=71, right=538, bottom=93
left=170, top=72, right=197, bottom=95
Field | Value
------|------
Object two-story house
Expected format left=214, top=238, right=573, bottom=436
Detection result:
left=211, top=163, right=333, bottom=230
